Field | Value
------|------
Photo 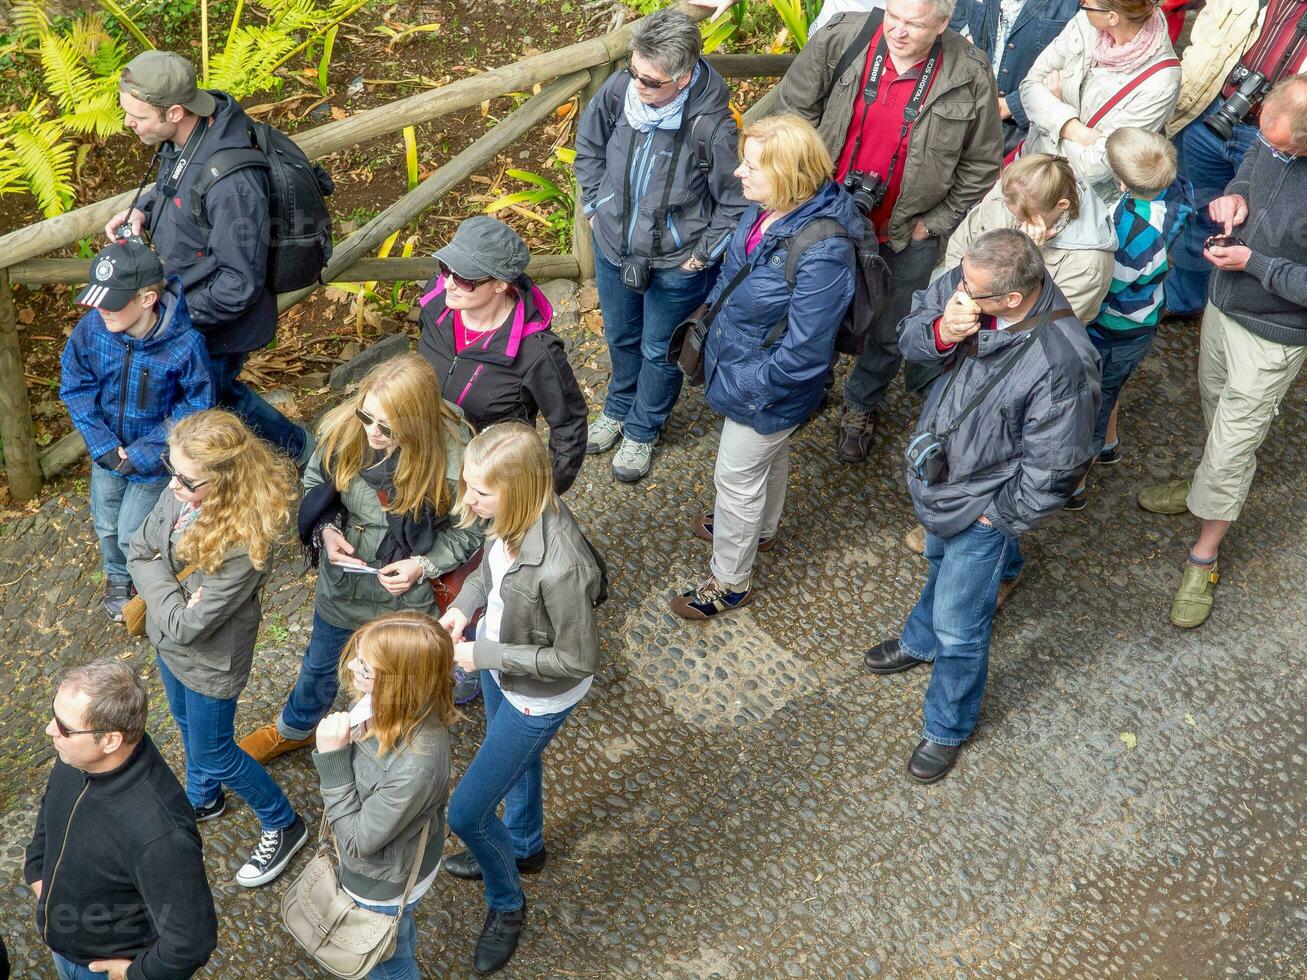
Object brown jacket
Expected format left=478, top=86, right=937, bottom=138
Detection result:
left=776, top=12, right=1004, bottom=253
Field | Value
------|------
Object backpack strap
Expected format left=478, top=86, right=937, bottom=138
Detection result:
left=190, top=144, right=269, bottom=231
left=821, top=10, right=885, bottom=106
left=1084, top=58, right=1181, bottom=128
left=758, top=217, right=853, bottom=348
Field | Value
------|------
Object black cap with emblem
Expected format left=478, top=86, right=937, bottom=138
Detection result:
left=76, top=239, right=166, bottom=312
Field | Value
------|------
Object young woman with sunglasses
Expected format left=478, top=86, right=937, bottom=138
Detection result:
left=416, top=216, right=588, bottom=494
left=239, top=354, right=484, bottom=764
left=439, top=422, right=606, bottom=975
left=126, top=408, right=308, bottom=888
left=311, top=612, right=457, bottom=980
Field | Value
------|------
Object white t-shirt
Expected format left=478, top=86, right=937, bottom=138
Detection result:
left=810, top=0, right=885, bottom=36
left=483, top=539, right=592, bottom=717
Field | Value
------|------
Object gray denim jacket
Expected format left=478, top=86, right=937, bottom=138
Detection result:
left=453, top=501, right=604, bottom=701
left=312, top=715, right=449, bottom=902
left=127, top=492, right=266, bottom=700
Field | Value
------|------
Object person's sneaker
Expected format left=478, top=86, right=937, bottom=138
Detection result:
left=691, top=510, right=776, bottom=552
left=995, top=573, right=1022, bottom=611
left=103, top=578, right=135, bottom=622
left=1097, top=441, right=1123, bottom=466
left=612, top=436, right=655, bottom=482
left=194, top=791, right=227, bottom=824
left=442, top=847, right=547, bottom=881
left=1138, top=478, right=1191, bottom=515
left=585, top=414, right=623, bottom=454
left=236, top=815, right=308, bottom=888
left=453, top=666, right=482, bottom=705
left=237, top=724, right=314, bottom=765
left=670, top=575, right=753, bottom=620
left=473, top=901, right=526, bottom=975
left=1063, top=489, right=1088, bottom=511
left=837, top=407, right=875, bottom=463
left=903, top=523, right=926, bottom=555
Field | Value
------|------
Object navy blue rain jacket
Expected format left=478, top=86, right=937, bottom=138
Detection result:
left=703, top=181, right=859, bottom=434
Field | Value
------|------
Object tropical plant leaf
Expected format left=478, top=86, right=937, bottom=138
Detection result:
left=2, top=102, right=77, bottom=216
left=10, top=1, right=50, bottom=46
left=504, top=168, right=565, bottom=196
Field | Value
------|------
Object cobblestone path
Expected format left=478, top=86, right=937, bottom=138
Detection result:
left=0, top=324, right=1303, bottom=978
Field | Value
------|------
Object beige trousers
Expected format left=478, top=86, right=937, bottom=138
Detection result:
left=1187, top=303, right=1307, bottom=522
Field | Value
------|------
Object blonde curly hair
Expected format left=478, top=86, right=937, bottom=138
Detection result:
left=169, top=409, right=296, bottom=572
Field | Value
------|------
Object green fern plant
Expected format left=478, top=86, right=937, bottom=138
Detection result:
left=0, top=100, right=77, bottom=216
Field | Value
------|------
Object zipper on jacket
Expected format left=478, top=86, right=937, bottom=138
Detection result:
left=137, top=366, right=151, bottom=412
left=42, top=777, right=90, bottom=946
left=117, top=343, right=135, bottom=439
left=456, top=364, right=485, bottom=407
left=625, top=132, right=657, bottom=254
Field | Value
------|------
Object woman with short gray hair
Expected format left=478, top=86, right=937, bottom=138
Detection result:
left=574, top=9, right=748, bottom=483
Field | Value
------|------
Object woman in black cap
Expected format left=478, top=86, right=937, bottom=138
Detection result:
left=416, top=216, right=588, bottom=495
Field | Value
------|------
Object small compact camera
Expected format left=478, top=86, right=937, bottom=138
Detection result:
left=842, top=169, right=888, bottom=217
left=905, top=432, right=949, bottom=486
left=620, top=256, right=651, bottom=293
left=1204, top=234, right=1246, bottom=250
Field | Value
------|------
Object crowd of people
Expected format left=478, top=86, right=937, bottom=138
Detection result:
left=25, top=0, right=1307, bottom=975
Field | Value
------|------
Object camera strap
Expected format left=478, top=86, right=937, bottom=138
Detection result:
left=118, top=146, right=161, bottom=239
left=146, top=117, right=210, bottom=237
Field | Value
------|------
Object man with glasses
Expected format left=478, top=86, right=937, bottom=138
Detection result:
left=26, top=659, right=218, bottom=980
left=861, top=229, right=1099, bottom=783
left=1139, top=75, right=1307, bottom=628
left=777, top=0, right=1003, bottom=463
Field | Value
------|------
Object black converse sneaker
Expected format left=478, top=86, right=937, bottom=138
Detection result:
left=236, top=814, right=308, bottom=887
left=194, top=791, right=226, bottom=824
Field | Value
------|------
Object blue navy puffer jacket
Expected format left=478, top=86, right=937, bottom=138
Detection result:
left=702, top=181, right=859, bottom=434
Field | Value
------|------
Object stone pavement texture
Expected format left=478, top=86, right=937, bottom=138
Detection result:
left=0, top=322, right=1303, bottom=978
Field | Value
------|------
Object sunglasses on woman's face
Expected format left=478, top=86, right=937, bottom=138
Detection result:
left=628, top=66, right=675, bottom=90
left=161, top=452, right=209, bottom=493
left=439, top=262, right=492, bottom=292
left=355, top=408, right=394, bottom=440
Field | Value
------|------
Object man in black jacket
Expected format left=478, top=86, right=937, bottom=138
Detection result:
left=104, top=50, right=311, bottom=465
left=26, top=659, right=217, bottom=980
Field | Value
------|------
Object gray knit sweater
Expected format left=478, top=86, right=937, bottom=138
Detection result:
left=1210, top=140, right=1307, bottom=346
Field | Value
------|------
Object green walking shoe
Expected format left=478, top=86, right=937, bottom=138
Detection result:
left=1138, top=478, right=1192, bottom=515
left=1170, top=560, right=1219, bottom=629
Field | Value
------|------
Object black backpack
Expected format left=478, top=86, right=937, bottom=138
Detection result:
left=192, top=122, right=335, bottom=293
left=782, top=215, right=891, bottom=356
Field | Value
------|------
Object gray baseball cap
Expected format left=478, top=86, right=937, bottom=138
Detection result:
left=121, top=50, right=217, bottom=117
left=435, top=216, right=530, bottom=283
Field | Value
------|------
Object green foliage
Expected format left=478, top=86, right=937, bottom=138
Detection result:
left=485, top=148, right=577, bottom=253
left=0, top=100, right=77, bottom=216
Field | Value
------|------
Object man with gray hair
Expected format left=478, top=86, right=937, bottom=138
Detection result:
left=576, top=8, right=748, bottom=483
left=26, top=659, right=217, bottom=979
left=860, top=229, right=1100, bottom=783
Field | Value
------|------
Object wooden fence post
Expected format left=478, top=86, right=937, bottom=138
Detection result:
left=573, top=59, right=615, bottom=282
left=0, top=270, right=44, bottom=501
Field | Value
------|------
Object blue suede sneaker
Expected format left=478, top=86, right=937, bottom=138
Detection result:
left=670, top=575, right=753, bottom=620
left=453, top=666, right=482, bottom=704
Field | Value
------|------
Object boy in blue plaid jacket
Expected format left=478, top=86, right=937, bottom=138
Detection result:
left=60, top=239, right=213, bottom=620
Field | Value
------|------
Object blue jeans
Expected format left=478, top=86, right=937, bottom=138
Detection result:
left=52, top=953, right=106, bottom=980
left=901, top=520, right=1023, bottom=746
left=1087, top=326, right=1155, bottom=453
left=593, top=247, right=715, bottom=444
left=209, top=352, right=308, bottom=462
left=278, top=611, right=355, bottom=740
left=447, top=673, right=574, bottom=911
left=354, top=900, right=419, bottom=980
left=89, top=464, right=169, bottom=581
left=1164, top=102, right=1257, bottom=316
left=157, top=655, right=296, bottom=830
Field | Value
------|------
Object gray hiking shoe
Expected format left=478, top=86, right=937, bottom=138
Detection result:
left=612, top=436, right=655, bottom=483
left=586, top=413, right=623, bottom=454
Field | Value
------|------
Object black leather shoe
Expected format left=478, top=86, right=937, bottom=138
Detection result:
left=443, top=847, right=547, bottom=880
left=473, top=901, right=526, bottom=975
left=863, top=638, right=926, bottom=675
left=907, top=738, right=961, bottom=784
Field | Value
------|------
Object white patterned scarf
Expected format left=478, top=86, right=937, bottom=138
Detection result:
left=623, top=63, right=701, bottom=132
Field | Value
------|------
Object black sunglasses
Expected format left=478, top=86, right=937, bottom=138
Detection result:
left=161, top=452, right=209, bottom=493
left=628, top=66, right=674, bottom=90
left=439, top=261, right=493, bottom=292
left=355, top=407, right=394, bottom=439
left=51, top=698, right=109, bottom=738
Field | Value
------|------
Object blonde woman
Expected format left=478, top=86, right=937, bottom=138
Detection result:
left=672, top=113, right=858, bottom=619
left=240, top=354, right=483, bottom=765
left=127, top=408, right=307, bottom=888
left=439, top=423, right=605, bottom=976
left=311, top=612, right=455, bottom=980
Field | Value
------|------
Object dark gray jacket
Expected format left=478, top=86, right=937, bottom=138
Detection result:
left=900, top=268, right=1101, bottom=539
left=312, top=715, right=449, bottom=903
left=1210, top=139, right=1307, bottom=347
left=127, top=493, right=266, bottom=701
left=575, top=60, right=748, bottom=269
left=453, top=501, right=604, bottom=701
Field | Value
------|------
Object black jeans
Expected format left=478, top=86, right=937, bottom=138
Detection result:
left=843, top=235, right=942, bottom=412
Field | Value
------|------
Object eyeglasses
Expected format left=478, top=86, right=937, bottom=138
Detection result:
left=1077, top=2, right=1112, bottom=11
left=355, top=408, right=394, bottom=439
left=1258, top=132, right=1301, bottom=163
left=349, top=654, right=375, bottom=680
left=51, top=699, right=109, bottom=738
left=628, top=66, right=674, bottom=90
left=439, top=261, right=492, bottom=292
left=961, top=277, right=1005, bottom=302
left=161, top=452, right=209, bottom=493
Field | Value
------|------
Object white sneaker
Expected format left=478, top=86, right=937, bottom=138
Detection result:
left=236, top=815, right=308, bottom=887
left=612, top=436, right=655, bottom=483
left=586, top=413, right=623, bottom=454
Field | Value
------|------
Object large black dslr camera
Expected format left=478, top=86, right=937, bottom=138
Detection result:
left=842, top=169, right=887, bottom=217
left=1205, top=65, right=1273, bottom=141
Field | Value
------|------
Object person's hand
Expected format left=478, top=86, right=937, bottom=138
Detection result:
left=453, top=641, right=477, bottom=672
left=911, top=219, right=933, bottom=242
left=998, top=96, right=1012, bottom=121
left=1058, top=118, right=1102, bottom=146
left=1042, top=70, right=1064, bottom=101
left=31, top=879, right=42, bottom=899
left=688, top=0, right=739, bottom=21
left=1204, top=243, right=1252, bottom=272
left=88, top=960, right=133, bottom=980
left=978, top=515, right=993, bottom=526
left=1208, top=194, right=1248, bottom=234
left=681, top=255, right=706, bottom=272
left=316, top=711, right=353, bottom=753
left=103, top=208, right=145, bottom=241
left=939, top=288, right=981, bottom=345
left=439, top=607, right=469, bottom=643
left=378, top=558, right=423, bottom=595
left=1018, top=212, right=1052, bottom=247
left=186, top=587, right=203, bottom=609
left=322, top=527, right=367, bottom=569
